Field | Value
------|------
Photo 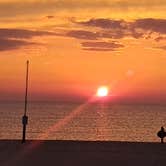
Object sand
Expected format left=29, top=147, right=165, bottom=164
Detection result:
left=0, top=140, right=166, bottom=166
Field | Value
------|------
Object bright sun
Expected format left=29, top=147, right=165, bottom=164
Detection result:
left=96, top=86, right=109, bottom=97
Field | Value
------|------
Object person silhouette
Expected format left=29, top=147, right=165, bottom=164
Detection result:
left=157, top=126, right=166, bottom=143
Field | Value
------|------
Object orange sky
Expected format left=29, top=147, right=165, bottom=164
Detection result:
left=0, top=0, right=166, bottom=103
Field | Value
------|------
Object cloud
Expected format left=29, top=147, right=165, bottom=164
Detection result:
left=76, top=18, right=142, bottom=39
left=133, top=18, right=166, bottom=34
left=0, top=28, right=54, bottom=39
left=79, top=18, right=127, bottom=29
left=66, top=30, right=98, bottom=40
left=0, top=0, right=165, bottom=17
left=46, top=15, right=55, bottom=19
left=0, top=28, right=54, bottom=51
left=155, top=36, right=166, bottom=42
left=83, top=48, right=116, bottom=51
left=76, top=18, right=166, bottom=40
left=0, top=38, right=34, bottom=51
left=1, top=18, right=166, bottom=52
left=81, top=41, right=124, bottom=51
left=155, top=46, right=166, bottom=50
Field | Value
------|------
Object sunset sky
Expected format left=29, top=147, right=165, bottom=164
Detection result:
left=0, top=0, right=166, bottom=103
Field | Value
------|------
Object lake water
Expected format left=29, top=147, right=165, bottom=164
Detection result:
left=0, top=101, right=166, bottom=142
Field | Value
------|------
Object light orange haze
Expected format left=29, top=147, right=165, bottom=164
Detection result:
left=0, top=0, right=166, bottom=103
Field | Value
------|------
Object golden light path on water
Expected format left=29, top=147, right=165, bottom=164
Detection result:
left=7, top=94, right=109, bottom=166
left=37, top=95, right=108, bottom=140
left=31, top=85, right=110, bottom=140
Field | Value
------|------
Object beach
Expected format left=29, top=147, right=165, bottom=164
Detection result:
left=1, top=140, right=166, bottom=166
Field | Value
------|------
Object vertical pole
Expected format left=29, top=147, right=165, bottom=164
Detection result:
left=22, top=60, right=29, bottom=143
left=22, top=122, right=26, bottom=143
left=161, top=138, right=164, bottom=144
left=24, top=60, right=29, bottom=116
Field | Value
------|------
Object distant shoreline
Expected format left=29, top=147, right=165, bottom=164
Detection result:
left=0, top=100, right=166, bottom=105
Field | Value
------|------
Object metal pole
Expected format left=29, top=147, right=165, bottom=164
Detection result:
left=24, top=60, right=29, bottom=116
left=22, top=60, right=29, bottom=143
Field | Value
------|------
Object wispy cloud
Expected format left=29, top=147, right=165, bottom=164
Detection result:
left=76, top=18, right=166, bottom=41
left=46, top=15, right=55, bottom=19
left=81, top=41, right=124, bottom=51
left=79, top=18, right=127, bottom=29
left=0, top=28, right=54, bottom=51
left=155, top=46, right=166, bottom=50
left=1, top=18, right=166, bottom=52
left=133, top=18, right=166, bottom=34
left=0, top=0, right=165, bottom=17
left=155, top=36, right=166, bottom=42
left=66, top=30, right=98, bottom=40
left=0, top=38, right=34, bottom=51
left=0, top=28, right=53, bottom=39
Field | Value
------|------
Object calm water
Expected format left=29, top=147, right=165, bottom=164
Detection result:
left=0, top=101, right=166, bottom=142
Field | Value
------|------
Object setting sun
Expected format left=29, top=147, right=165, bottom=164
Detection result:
left=96, top=86, right=109, bottom=97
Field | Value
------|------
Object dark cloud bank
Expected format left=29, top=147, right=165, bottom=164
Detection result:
left=0, top=18, right=166, bottom=52
left=70, top=18, right=166, bottom=51
left=0, top=28, right=54, bottom=51
left=0, top=38, right=34, bottom=51
left=81, top=41, right=124, bottom=51
left=77, top=18, right=166, bottom=33
left=76, top=18, right=166, bottom=40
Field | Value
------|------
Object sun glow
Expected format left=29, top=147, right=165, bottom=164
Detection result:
left=96, top=86, right=109, bottom=97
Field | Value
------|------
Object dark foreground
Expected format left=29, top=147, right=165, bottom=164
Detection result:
left=0, top=140, right=166, bottom=166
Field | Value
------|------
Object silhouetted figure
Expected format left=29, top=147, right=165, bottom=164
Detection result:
left=157, top=126, right=166, bottom=143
